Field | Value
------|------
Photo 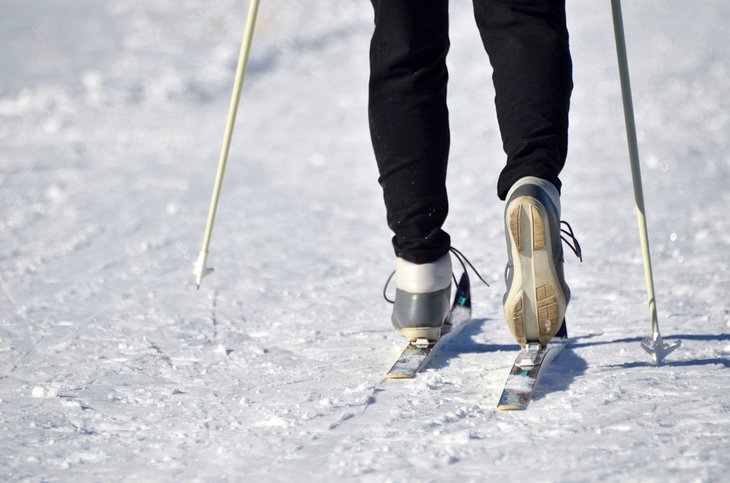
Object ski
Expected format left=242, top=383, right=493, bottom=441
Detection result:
left=385, top=272, right=472, bottom=380
left=496, top=336, right=571, bottom=411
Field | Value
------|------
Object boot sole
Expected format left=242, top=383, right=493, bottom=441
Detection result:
left=398, top=326, right=445, bottom=342
left=504, top=197, right=566, bottom=346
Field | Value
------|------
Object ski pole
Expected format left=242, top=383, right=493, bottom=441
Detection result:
left=193, top=0, right=261, bottom=289
left=610, top=0, right=680, bottom=363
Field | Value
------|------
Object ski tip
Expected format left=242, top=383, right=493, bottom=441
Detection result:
left=497, top=404, right=528, bottom=412
left=385, top=372, right=417, bottom=381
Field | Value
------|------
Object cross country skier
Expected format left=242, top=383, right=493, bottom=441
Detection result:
left=368, top=0, right=580, bottom=346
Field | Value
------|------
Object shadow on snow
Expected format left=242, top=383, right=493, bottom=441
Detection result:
left=571, top=332, right=730, bottom=368
left=424, top=319, right=590, bottom=401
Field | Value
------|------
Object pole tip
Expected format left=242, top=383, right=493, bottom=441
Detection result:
left=193, top=250, right=214, bottom=289
left=641, top=334, right=681, bottom=364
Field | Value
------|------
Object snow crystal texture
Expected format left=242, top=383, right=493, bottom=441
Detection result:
left=1, top=0, right=729, bottom=481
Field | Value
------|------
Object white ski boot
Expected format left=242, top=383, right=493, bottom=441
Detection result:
left=391, top=254, right=452, bottom=342
left=503, top=177, right=577, bottom=346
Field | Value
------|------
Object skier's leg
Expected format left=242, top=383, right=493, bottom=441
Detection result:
left=472, top=0, right=574, bottom=345
left=369, top=0, right=453, bottom=341
left=369, top=0, right=451, bottom=265
left=472, top=0, right=572, bottom=200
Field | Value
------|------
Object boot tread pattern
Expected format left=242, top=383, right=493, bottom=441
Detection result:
left=509, top=208, right=521, bottom=252
left=532, top=206, right=545, bottom=250
left=536, top=283, right=558, bottom=340
left=505, top=200, right=565, bottom=347
left=512, top=294, right=525, bottom=343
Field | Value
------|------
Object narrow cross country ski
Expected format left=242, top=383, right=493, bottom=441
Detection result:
left=496, top=337, right=571, bottom=411
left=385, top=272, right=472, bottom=380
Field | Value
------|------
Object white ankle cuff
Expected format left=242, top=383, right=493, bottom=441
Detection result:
left=506, top=176, right=561, bottom=214
left=395, top=254, right=452, bottom=293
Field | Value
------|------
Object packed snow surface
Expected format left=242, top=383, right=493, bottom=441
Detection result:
left=2, top=0, right=729, bottom=481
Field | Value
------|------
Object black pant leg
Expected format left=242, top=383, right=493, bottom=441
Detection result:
left=369, top=0, right=452, bottom=264
left=472, top=0, right=573, bottom=199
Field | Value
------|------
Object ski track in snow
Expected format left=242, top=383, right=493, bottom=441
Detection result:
left=1, top=0, right=729, bottom=480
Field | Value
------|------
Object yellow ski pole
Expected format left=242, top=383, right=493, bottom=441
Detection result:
left=193, top=0, right=261, bottom=289
left=610, top=0, right=680, bottom=363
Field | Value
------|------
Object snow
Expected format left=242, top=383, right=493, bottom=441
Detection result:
left=1, top=0, right=730, bottom=480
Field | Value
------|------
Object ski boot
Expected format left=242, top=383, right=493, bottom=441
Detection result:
left=503, top=177, right=580, bottom=347
left=391, top=253, right=452, bottom=342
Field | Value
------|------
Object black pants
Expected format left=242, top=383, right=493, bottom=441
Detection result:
left=369, top=0, right=572, bottom=264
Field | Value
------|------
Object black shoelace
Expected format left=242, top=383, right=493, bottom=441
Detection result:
left=560, top=221, right=583, bottom=262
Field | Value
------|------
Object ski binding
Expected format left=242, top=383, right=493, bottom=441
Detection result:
left=496, top=337, right=570, bottom=411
